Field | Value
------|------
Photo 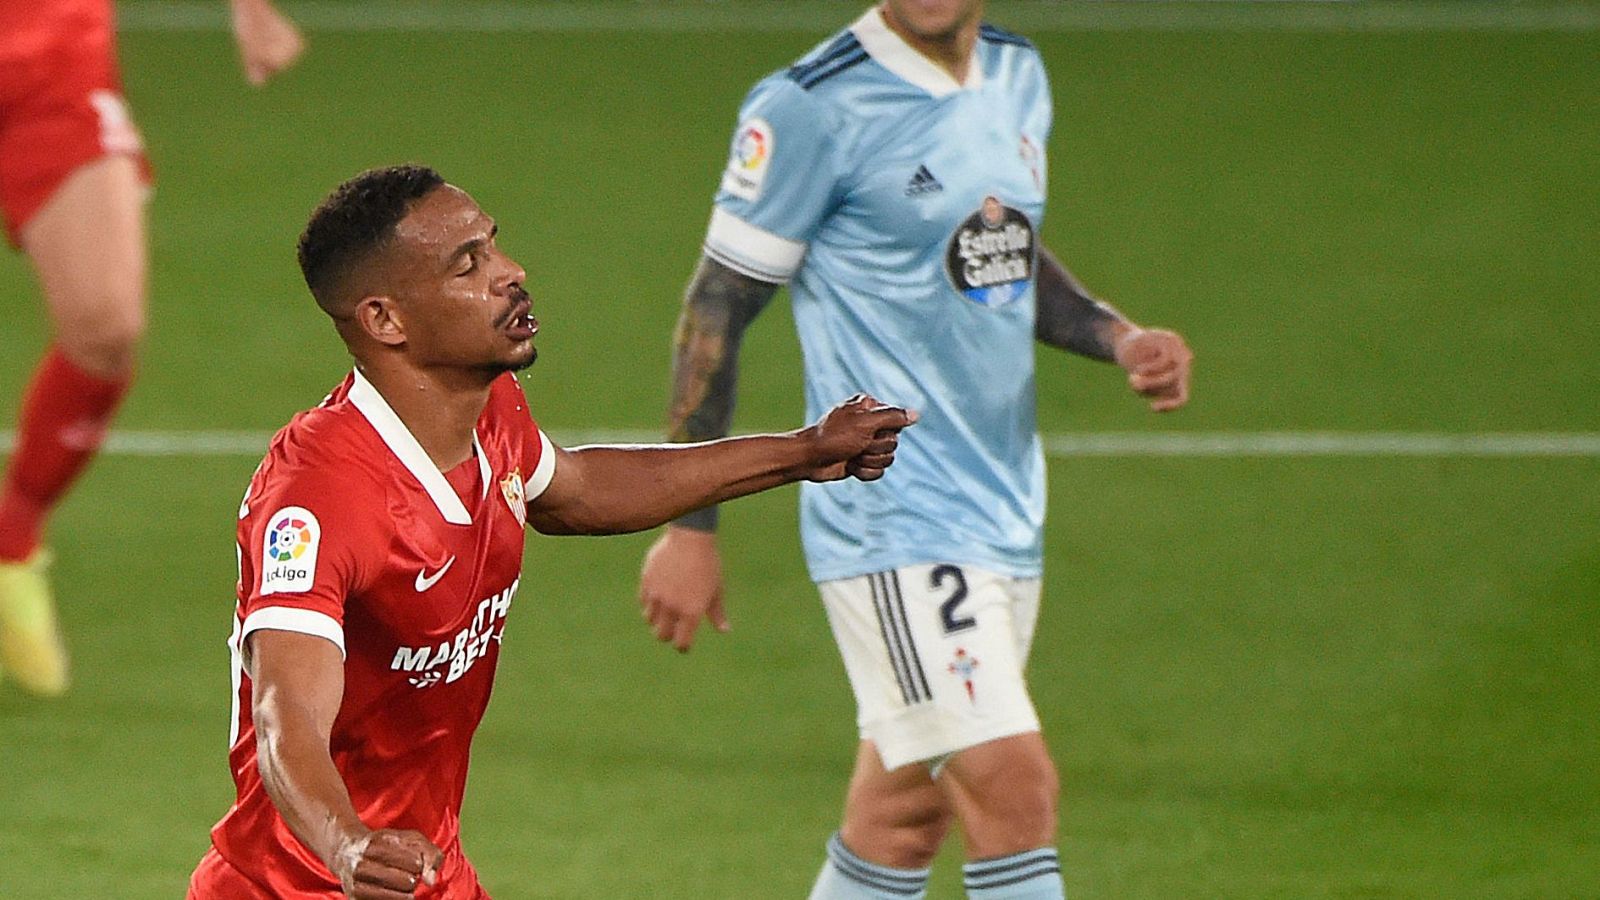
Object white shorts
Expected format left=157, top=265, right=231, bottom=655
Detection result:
left=818, top=563, right=1043, bottom=771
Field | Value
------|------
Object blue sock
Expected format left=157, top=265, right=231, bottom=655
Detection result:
left=962, top=847, right=1064, bottom=899
left=807, top=832, right=931, bottom=899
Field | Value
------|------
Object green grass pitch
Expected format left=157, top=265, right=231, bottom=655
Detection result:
left=1, top=3, right=1597, bottom=896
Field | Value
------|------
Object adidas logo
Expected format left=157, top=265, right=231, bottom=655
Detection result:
left=904, top=164, right=944, bottom=197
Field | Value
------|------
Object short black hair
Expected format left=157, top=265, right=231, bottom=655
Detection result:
left=297, top=164, right=446, bottom=313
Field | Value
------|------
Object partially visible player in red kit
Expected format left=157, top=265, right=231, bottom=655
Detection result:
left=0, top=0, right=304, bottom=696
left=186, top=165, right=917, bottom=899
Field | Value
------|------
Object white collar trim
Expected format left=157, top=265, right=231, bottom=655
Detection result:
left=850, top=5, right=983, bottom=98
left=347, top=368, right=489, bottom=526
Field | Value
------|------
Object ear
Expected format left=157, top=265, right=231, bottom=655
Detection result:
left=353, top=295, right=406, bottom=347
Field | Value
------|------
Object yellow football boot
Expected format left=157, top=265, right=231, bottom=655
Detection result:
left=0, top=550, right=69, bottom=696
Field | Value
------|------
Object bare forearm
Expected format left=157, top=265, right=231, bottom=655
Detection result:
left=528, top=433, right=814, bottom=536
left=255, top=694, right=366, bottom=869
left=664, top=257, right=779, bottom=531
left=1033, top=246, right=1134, bottom=361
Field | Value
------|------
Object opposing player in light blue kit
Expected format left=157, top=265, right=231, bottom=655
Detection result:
left=638, top=2, right=1193, bottom=897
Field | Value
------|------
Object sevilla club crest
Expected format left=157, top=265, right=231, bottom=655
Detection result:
left=500, top=469, right=527, bottom=527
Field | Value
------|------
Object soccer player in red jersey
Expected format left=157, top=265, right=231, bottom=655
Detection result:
left=187, top=165, right=917, bottom=899
left=0, top=0, right=303, bottom=696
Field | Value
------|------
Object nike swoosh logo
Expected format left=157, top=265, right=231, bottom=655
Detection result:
left=414, top=556, right=456, bottom=593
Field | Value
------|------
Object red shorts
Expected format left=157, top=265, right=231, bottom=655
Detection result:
left=0, top=5, right=151, bottom=245
left=188, top=846, right=492, bottom=900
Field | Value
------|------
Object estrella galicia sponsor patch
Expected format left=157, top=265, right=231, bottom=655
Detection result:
left=945, top=196, right=1036, bottom=307
left=721, top=117, right=773, bottom=202
left=260, top=506, right=320, bottom=596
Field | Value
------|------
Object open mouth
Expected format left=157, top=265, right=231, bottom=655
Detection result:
left=502, top=300, right=538, bottom=340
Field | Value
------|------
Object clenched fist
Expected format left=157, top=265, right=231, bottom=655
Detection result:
left=1115, top=328, right=1193, bottom=412
left=802, top=393, right=918, bottom=482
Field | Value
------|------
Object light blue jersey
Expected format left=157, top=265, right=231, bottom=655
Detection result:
left=704, top=8, right=1053, bottom=583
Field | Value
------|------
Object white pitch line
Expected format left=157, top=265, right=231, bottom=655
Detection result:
left=114, top=1, right=1600, bottom=34
left=4, top=430, right=1599, bottom=459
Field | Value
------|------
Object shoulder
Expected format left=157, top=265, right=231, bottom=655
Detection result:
left=785, top=29, right=872, bottom=92
left=736, top=27, right=872, bottom=116
left=250, top=390, right=389, bottom=512
left=979, top=22, right=1037, bottom=52
left=980, top=21, right=1048, bottom=81
left=274, top=401, right=381, bottom=475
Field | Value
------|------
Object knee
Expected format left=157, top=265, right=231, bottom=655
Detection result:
left=55, top=295, right=146, bottom=376
left=842, top=799, right=952, bottom=869
left=884, top=809, right=953, bottom=868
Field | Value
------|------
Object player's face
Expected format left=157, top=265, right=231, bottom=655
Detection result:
left=882, top=0, right=984, bottom=43
left=387, top=186, right=539, bottom=375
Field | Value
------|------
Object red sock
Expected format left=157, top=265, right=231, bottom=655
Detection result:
left=0, top=347, right=130, bottom=562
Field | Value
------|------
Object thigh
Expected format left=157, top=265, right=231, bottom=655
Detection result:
left=838, top=739, right=952, bottom=867
left=819, top=564, right=1041, bottom=772
left=0, top=19, right=149, bottom=246
left=936, top=730, right=1061, bottom=857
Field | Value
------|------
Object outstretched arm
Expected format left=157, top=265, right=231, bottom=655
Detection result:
left=250, top=630, right=443, bottom=897
left=1034, top=246, right=1193, bottom=412
left=527, top=395, right=914, bottom=536
left=229, top=0, right=306, bottom=85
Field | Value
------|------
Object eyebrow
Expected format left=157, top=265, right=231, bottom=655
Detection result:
left=448, top=222, right=498, bottom=264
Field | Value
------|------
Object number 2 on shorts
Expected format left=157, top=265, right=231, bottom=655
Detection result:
left=931, top=564, right=976, bottom=634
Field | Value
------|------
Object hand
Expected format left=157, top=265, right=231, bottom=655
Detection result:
left=804, top=394, right=918, bottom=482
left=1114, top=328, right=1193, bottom=412
left=332, top=828, right=444, bottom=899
left=231, top=0, right=306, bottom=86
left=640, top=527, right=727, bottom=653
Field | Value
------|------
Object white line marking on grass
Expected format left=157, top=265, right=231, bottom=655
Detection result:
left=116, top=1, right=1600, bottom=34
left=4, top=430, right=1598, bottom=458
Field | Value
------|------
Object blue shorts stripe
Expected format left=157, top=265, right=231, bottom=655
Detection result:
left=870, top=573, right=915, bottom=705
left=887, top=570, right=932, bottom=701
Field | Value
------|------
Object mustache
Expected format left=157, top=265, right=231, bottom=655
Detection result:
left=497, top=285, right=531, bottom=326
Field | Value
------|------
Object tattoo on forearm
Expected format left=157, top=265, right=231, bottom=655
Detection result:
left=666, top=257, right=780, bottom=530
left=1033, top=247, right=1129, bottom=362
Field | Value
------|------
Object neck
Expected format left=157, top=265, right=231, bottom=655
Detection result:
left=878, top=4, right=981, bottom=84
left=356, top=359, right=494, bottom=470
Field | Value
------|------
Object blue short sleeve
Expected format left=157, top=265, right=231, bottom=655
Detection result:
left=703, top=76, right=842, bottom=283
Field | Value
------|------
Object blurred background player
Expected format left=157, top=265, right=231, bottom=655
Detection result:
left=636, top=1, right=1192, bottom=898
left=188, top=165, right=913, bottom=898
left=0, top=0, right=304, bottom=696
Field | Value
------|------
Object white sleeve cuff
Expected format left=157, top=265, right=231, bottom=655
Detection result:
left=240, top=606, right=346, bottom=661
left=525, top=430, right=557, bottom=501
left=703, top=207, right=806, bottom=284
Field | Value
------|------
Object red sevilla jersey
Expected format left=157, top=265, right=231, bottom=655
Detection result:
left=202, top=370, right=554, bottom=898
left=0, top=0, right=110, bottom=61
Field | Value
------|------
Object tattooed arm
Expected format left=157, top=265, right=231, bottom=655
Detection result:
left=1034, top=246, right=1135, bottom=360
left=664, top=256, right=783, bottom=530
left=638, top=256, right=781, bottom=652
left=1035, top=245, right=1194, bottom=411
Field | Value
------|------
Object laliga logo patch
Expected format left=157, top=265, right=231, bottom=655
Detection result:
left=721, top=118, right=774, bottom=202
left=501, top=469, right=527, bottom=527
left=945, top=195, right=1036, bottom=307
left=261, top=506, right=320, bottom=596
